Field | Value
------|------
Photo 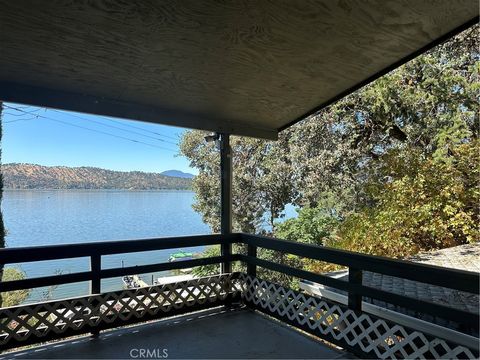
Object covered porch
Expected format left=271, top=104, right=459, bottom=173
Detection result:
left=0, top=1, right=479, bottom=359
left=0, top=233, right=478, bottom=358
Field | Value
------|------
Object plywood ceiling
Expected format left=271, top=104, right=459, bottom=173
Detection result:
left=0, top=1, right=478, bottom=139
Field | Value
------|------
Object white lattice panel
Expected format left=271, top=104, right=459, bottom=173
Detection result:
left=0, top=274, right=241, bottom=348
left=239, top=274, right=477, bottom=360
left=1, top=273, right=477, bottom=359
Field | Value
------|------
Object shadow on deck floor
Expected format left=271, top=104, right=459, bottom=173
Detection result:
left=4, top=307, right=353, bottom=359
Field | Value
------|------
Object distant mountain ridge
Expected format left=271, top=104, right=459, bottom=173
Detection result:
left=2, top=163, right=193, bottom=190
left=161, top=170, right=194, bottom=179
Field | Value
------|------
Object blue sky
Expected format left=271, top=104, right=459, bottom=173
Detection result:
left=2, top=103, right=197, bottom=174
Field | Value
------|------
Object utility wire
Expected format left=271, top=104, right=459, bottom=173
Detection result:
left=4, top=108, right=42, bottom=116
left=3, top=103, right=179, bottom=141
left=4, top=116, right=39, bottom=123
left=4, top=104, right=179, bottom=141
left=3, top=105, right=178, bottom=152
left=49, top=109, right=178, bottom=145
left=95, top=114, right=180, bottom=141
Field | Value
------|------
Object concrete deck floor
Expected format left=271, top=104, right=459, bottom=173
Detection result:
left=5, top=307, right=353, bottom=359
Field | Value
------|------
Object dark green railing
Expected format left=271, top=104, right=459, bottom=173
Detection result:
left=0, top=232, right=478, bottom=351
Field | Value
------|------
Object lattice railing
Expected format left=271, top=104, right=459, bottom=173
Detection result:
left=239, top=274, right=478, bottom=360
left=0, top=273, right=242, bottom=350
left=1, top=273, right=478, bottom=359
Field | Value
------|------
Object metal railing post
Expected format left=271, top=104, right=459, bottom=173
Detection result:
left=348, top=267, right=362, bottom=311
left=90, top=254, right=101, bottom=337
left=90, top=254, right=101, bottom=294
left=220, top=133, right=232, bottom=273
left=247, top=245, right=257, bottom=277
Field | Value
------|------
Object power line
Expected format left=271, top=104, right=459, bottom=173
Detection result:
left=3, top=104, right=178, bottom=152
left=4, top=108, right=42, bottom=116
left=49, top=109, right=178, bottom=145
left=96, top=115, right=180, bottom=141
left=3, top=104, right=34, bottom=111
left=3, top=103, right=180, bottom=141
left=4, top=116, right=39, bottom=123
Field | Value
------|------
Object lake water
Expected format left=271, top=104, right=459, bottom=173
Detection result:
left=2, top=190, right=211, bottom=303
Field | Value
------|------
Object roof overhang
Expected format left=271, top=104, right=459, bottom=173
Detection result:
left=0, top=1, right=478, bottom=140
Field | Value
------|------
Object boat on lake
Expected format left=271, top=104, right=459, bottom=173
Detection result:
left=168, top=251, right=195, bottom=262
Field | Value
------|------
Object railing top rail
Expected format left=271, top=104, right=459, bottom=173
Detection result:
left=0, top=233, right=239, bottom=264
left=239, top=254, right=480, bottom=328
left=1, top=232, right=477, bottom=294
left=240, top=233, right=479, bottom=294
left=0, top=255, right=240, bottom=293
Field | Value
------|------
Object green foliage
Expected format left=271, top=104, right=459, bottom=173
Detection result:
left=338, top=141, right=480, bottom=258
left=182, top=25, right=479, bottom=237
left=191, top=244, right=247, bottom=277
left=191, top=244, right=302, bottom=289
left=1, top=268, right=30, bottom=307
left=275, top=207, right=339, bottom=246
left=191, top=246, right=221, bottom=277
left=185, top=25, right=479, bottom=279
left=180, top=131, right=295, bottom=233
left=256, top=250, right=303, bottom=289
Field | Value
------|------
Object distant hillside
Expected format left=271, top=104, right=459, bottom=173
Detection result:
left=161, top=170, right=194, bottom=179
left=2, top=164, right=193, bottom=190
